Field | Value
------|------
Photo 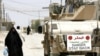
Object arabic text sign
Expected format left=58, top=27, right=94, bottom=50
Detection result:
left=67, top=34, right=91, bottom=51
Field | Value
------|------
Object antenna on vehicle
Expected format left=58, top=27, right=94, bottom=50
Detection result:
left=50, top=0, right=53, bottom=36
left=97, top=19, right=99, bottom=29
left=93, top=1, right=99, bottom=35
left=96, top=0, right=99, bottom=29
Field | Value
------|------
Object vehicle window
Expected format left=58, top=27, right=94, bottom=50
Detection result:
left=51, top=24, right=58, bottom=29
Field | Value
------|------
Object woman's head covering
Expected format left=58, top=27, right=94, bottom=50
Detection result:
left=8, top=27, right=19, bottom=35
left=5, top=27, right=22, bottom=47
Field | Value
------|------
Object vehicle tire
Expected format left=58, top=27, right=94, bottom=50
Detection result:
left=86, top=52, right=97, bottom=56
left=60, top=52, right=69, bottom=56
left=44, top=54, right=48, bottom=56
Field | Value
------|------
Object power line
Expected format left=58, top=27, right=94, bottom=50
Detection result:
left=4, top=4, right=48, bottom=12
left=3, top=0, right=49, bottom=18
left=3, top=0, right=33, bottom=7
left=5, top=7, right=48, bottom=17
left=3, top=0, right=49, bottom=12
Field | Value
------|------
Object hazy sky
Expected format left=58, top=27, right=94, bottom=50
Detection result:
left=3, top=0, right=62, bottom=27
left=3, top=0, right=98, bottom=27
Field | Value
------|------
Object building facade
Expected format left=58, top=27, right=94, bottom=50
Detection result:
left=0, top=0, right=14, bottom=31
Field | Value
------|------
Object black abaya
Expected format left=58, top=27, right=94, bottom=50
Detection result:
left=5, top=27, right=23, bottom=56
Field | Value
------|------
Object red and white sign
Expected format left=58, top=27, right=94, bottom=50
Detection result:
left=67, top=34, right=91, bottom=51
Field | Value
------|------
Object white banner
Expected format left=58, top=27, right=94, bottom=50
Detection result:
left=67, top=34, right=91, bottom=51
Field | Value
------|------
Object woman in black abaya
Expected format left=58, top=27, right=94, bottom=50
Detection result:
left=5, top=27, right=23, bottom=56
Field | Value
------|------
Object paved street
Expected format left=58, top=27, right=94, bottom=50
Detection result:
left=0, top=31, right=44, bottom=56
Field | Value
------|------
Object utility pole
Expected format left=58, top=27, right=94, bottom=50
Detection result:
left=61, top=0, right=62, bottom=6
left=38, top=10, right=40, bottom=25
left=0, top=0, right=2, bottom=31
left=50, top=0, right=52, bottom=4
left=38, top=10, right=40, bottom=19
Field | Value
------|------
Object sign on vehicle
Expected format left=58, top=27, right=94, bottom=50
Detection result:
left=67, top=34, right=91, bottom=51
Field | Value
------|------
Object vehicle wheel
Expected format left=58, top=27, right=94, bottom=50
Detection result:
left=44, top=54, right=48, bottom=56
left=86, top=52, right=97, bottom=56
left=60, top=52, right=69, bottom=56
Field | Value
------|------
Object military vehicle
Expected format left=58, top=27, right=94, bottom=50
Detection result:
left=38, top=0, right=100, bottom=56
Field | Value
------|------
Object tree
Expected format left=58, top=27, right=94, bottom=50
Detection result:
left=31, top=20, right=40, bottom=32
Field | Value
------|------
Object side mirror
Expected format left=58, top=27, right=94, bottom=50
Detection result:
left=37, top=26, right=42, bottom=33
